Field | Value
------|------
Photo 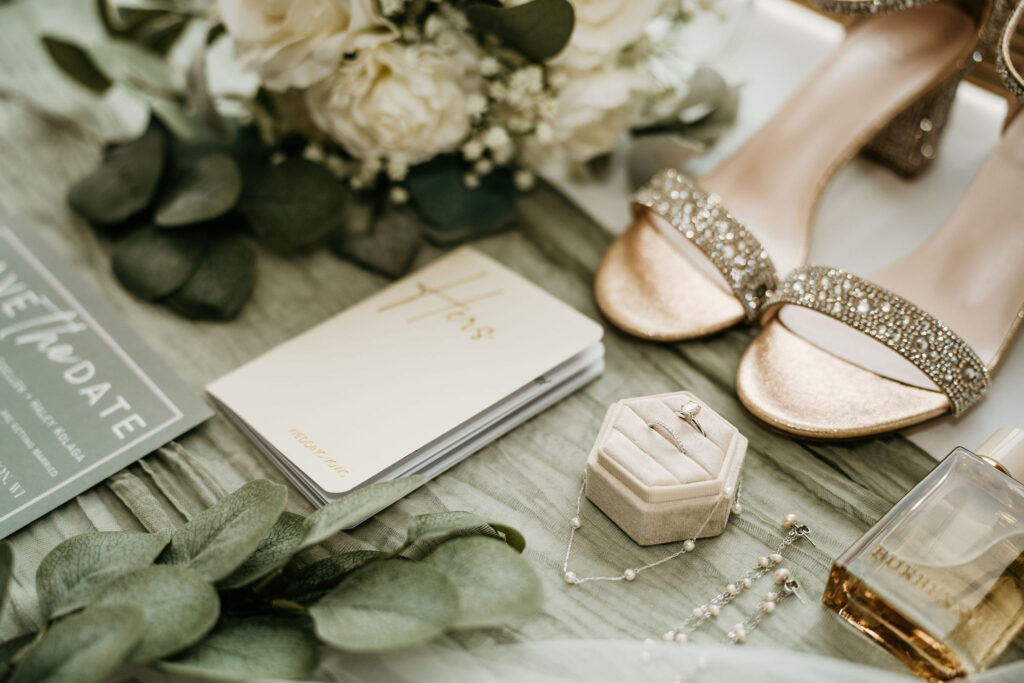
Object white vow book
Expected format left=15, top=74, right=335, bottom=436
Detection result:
left=207, top=247, right=604, bottom=518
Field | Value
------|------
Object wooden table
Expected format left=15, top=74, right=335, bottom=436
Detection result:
left=1, top=0, right=1021, bottom=678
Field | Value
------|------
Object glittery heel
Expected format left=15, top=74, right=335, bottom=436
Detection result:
left=861, top=72, right=962, bottom=177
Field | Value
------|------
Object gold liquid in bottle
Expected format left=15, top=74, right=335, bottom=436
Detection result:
left=823, top=428, right=1024, bottom=681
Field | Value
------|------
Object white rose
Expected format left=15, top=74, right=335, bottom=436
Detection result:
left=524, top=65, right=636, bottom=165
left=305, top=42, right=474, bottom=164
left=505, top=0, right=665, bottom=70
left=218, top=0, right=397, bottom=91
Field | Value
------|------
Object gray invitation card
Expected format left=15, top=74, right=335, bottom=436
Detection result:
left=0, top=220, right=211, bottom=537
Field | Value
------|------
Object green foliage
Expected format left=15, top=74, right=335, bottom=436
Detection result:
left=310, top=559, right=459, bottom=651
left=94, top=566, right=219, bottom=661
left=35, top=531, right=168, bottom=619
left=112, top=227, right=205, bottom=300
left=165, top=234, right=257, bottom=320
left=0, top=542, right=12, bottom=612
left=69, top=118, right=168, bottom=226
left=160, top=616, right=319, bottom=681
left=0, top=477, right=540, bottom=682
left=237, top=158, right=348, bottom=251
left=406, top=155, right=518, bottom=245
left=466, top=0, right=575, bottom=62
left=155, top=153, right=242, bottom=227
left=41, top=36, right=112, bottom=94
left=159, top=479, right=287, bottom=581
left=10, top=605, right=144, bottom=683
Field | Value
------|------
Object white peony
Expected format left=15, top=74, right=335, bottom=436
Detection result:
left=505, top=0, right=665, bottom=70
left=305, top=42, right=474, bottom=164
left=218, top=0, right=397, bottom=91
left=524, top=65, right=637, bottom=165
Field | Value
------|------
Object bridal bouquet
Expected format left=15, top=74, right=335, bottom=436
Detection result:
left=41, top=0, right=738, bottom=319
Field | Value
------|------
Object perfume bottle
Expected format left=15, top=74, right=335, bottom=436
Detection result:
left=823, top=428, right=1024, bottom=682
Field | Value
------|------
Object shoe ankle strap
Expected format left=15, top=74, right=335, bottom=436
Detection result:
left=998, top=1, right=1024, bottom=103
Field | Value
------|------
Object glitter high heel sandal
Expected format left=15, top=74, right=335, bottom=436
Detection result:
left=735, top=1, right=1024, bottom=440
left=594, top=0, right=1000, bottom=342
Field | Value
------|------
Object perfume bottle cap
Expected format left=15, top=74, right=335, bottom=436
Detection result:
left=976, top=427, right=1024, bottom=481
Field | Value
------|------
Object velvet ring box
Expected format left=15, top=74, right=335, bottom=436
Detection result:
left=585, top=392, right=747, bottom=546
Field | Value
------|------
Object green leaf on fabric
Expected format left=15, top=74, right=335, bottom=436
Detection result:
left=466, top=0, right=575, bottom=62
left=159, top=616, right=318, bottom=681
left=35, top=531, right=169, bottom=620
left=401, top=511, right=501, bottom=560
left=94, top=565, right=219, bottom=662
left=422, top=536, right=542, bottom=629
left=112, top=227, right=205, bottom=300
left=159, top=480, right=287, bottom=581
left=276, top=550, right=384, bottom=603
left=41, top=36, right=112, bottom=94
left=155, top=153, right=242, bottom=226
left=0, top=633, right=35, bottom=671
left=0, top=542, right=12, bottom=614
left=166, top=234, right=257, bottom=320
left=216, top=511, right=307, bottom=590
left=69, top=118, right=167, bottom=225
left=238, top=158, right=347, bottom=250
left=301, top=476, right=425, bottom=549
left=406, top=155, right=517, bottom=245
left=489, top=522, right=527, bottom=553
left=310, top=559, right=458, bottom=651
left=10, top=604, right=143, bottom=683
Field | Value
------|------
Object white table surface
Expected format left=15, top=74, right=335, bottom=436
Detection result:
left=550, top=0, right=1018, bottom=460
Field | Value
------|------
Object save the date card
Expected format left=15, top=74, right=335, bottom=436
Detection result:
left=0, top=220, right=211, bottom=538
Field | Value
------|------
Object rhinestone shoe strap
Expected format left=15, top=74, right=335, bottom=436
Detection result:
left=632, top=170, right=779, bottom=322
left=762, top=266, right=991, bottom=414
left=810, top=0, right=940, bottom=17
left=998, top=1, right=1024, bottom=102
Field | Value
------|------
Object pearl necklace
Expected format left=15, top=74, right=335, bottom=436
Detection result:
left=560, top=471, right=744, bottom=586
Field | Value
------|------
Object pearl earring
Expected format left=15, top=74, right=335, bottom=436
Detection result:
left=659, top=515, right=814, bottom=645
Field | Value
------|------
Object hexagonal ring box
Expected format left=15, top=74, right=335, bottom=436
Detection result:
left=585, top=392, right=747, bottom=546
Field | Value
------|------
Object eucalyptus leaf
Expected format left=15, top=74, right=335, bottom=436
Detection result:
left=216, top=511, right=306, bottom=590
left=69, top=118, right=167, bottom=225
left=334, top=206, right=423, bottom=279
left=276, top=550, right=383, bottom=603
left=10, top=604, right=143, bottom=683
left=238, top=158, right=347, bottom=250
left=0, top=633, right=34, bottom=671
left=166, top=234, right=257, bottom=320
left=35, top=531, right=169, bottom=620
left=466, top=0, right=575, bottom=62
left=301, top=476, right=425, bottom=549
left=159, top=480, right=287, bottom=581
left=310, top=559, right=458, bottom=651
left=41, top=36, right=112, bottom=93
left=489, top=522, right=527, bottom=553
left=94, top=565, right=219, bottom=662
left=155, top=153, right=242, bottom=226
left=97, top=1, right=191, bottom=54
left=423, top=536, right=542, bottom=629
left=159, top=616, right=318, bottom=681
left=113, top=227, right=205, bottom=300
left=406, top=155, right=517, bottom=245
left=0, top=541, right=12, bottom=613
left=401, top=511, right=501, bottom=560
